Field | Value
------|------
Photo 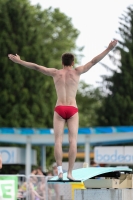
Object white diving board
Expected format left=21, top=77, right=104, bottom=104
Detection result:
left=48, top=167, right=132, bottom=183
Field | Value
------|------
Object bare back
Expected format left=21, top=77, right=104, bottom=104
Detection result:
left=53, top=68, right=80, bottom=107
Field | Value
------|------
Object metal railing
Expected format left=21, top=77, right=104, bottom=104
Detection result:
left=0, top=175, right=72, bottom=200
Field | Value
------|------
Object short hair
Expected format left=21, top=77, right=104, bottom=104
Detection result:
left=62, top=53, right=74, bottom=66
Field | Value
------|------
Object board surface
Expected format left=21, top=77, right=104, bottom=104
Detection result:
left=48, top=167, right=132, bottom=183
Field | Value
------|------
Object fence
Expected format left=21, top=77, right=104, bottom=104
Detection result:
left=0, top=175, right=72, bottom=200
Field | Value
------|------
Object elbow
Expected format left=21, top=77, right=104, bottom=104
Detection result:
left=33, top=64, right=39, bottom=70
left=91, top=59, right=97, bottom=65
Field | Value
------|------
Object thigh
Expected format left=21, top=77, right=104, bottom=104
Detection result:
left=67, top=113, right=79, bottom=142
left=53, top=112, right=66, bottom=142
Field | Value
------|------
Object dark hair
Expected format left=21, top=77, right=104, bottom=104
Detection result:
left=90, top=160, right=96, bottom=165
left=62, top=53, right=74, bottom=66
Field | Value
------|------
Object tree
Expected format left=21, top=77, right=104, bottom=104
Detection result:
left=0, top=0, right=82, bottom=128
left=77, top=81, right=103, bottom=127
left=97, top=5, right=133, bottom=126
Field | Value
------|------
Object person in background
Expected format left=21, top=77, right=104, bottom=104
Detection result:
left=90, top=160, right=100, bottom=167
left=0, top=154, right=2, bottom=169
left=52, top=163, right=60, bottom=200
left=52, top=163, right=58, bottom=176
left=36, top=166, right=47, bottom=176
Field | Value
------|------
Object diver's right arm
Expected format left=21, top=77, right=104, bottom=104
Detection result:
left=8, top=54, right=57, bottom=76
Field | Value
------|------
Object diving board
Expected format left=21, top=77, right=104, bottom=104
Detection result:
left=48, top=167, right=132, bottom=183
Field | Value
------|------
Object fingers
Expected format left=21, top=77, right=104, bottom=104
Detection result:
left=110, top=39, right=117, bottom=43
left=112, top=40, right=117, bottom=44
left=8, top=54, right=19, bottom=60
left=109, top=40, right=117, bottom=47
left=8, top=53, right=18, bottom=56
left=113, top=40, right=117, bottom=46
left=8, top=54, right=14, bottom=57
left=108, top=40, right=117, bottom=50
left=8, top=54, right=15, bottom=59
left=113, top=40, right=117, bottom=43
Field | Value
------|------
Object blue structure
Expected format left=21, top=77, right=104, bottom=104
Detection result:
left=1, top=126, right=133, bottom=135
left=0, top=126, right=133, bottom=135
left=0, top=126, right=133, bottom=176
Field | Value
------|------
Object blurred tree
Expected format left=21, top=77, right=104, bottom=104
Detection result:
left=0, top=0, right=82, bottom=128
left=97, top=5, right=133, bottom=126
left=32, top=145, right=54, bottom=170
left=77, top=81, right=103, bottom=127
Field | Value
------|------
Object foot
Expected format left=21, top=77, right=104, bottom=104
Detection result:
left=58, top=173, right=63, bottom=180
left=67, top=174, right=75, bottom=181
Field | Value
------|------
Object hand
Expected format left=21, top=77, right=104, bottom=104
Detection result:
left=107, top=40, right=117, bottom=50
left=8, top=54, right=21, bottom=63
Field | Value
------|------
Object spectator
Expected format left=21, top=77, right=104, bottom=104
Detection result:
left=0, top=154, right=2, bottom=169
left=47, top=171, right=53, bottom=176
left=90, top=160, right=100, bottom=167
left=36, top=167, right=47, bottom=176
left=17, top=169, right=44, bottom=200
left=52, top=163, right=60, bottom=200
left=52, top=163, right=58, bottom=176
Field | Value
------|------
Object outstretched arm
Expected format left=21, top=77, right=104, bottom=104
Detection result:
left=8, top=54, right=57, bottom=76
left=76, top=40, right=117, bottom=75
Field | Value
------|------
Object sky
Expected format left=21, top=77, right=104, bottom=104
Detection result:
left=30, top=0, right=133, bottom=87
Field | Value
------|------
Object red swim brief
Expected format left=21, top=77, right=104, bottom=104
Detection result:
left=54, top=105, right=78, bottom=120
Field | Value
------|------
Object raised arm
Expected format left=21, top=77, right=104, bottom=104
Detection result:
left=8, top=54, right=57, bottom=76
left=76, top=40, right=117, bottom=75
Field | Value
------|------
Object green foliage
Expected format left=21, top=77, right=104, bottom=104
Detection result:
left=46, top=146, right=54, bottom=168
left=77, top=81, right=103, bottom=127
left=97, top=5, right=133, bottom=126
left=32, top=145, right=54, bottom=169
left=0, top=0, right=82, bottom=128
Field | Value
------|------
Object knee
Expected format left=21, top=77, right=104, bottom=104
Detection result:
left=55, top=140, right=62, bottom=146
left=69, top=139, right=77, bottom=147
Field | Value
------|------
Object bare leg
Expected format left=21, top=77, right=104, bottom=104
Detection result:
left=67, top=113, right=78, bottom=180
left=53, top=112, right=65, bottom=179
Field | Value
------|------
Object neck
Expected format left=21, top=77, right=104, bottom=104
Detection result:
left=63, top=65, right=73, bottom=69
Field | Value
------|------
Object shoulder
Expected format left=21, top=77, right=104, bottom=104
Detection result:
left=43, top=67, right=59, bottom=77
left=74, top=65, right=83, bottom=75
